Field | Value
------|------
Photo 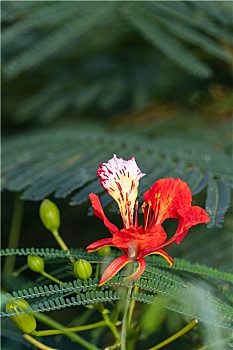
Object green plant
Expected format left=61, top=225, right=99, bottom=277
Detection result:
left=1, top=2, right=232, bottom=349
left=1, top=148, right=232, bottom=350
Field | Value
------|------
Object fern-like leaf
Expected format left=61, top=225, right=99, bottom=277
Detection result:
left=1, top=125, right=232, bottom=227
left=1, top=248, right=232, bottom=284
left=206, top=177, right=231, bottom=228
left=3, top=3, right=116, bottom=78
left=133, top=286, right=233, bottom=330
left=2, top=256, right=232, bottom=330
left=148, top=1, right=233, bottom=44
left=2, top=290, right=121, bottom=317
left=3, top=276, right=233, bottom=330
left=146, top=256, right=233, bottom=284
left=121, top=2, right=211, bottom=77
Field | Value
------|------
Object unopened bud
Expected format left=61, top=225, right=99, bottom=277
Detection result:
left=27, top=255, right=45, bottom=274
left=74, top=259, right=92, bottom=280
left=39, top=199, right=60, bottom=232
left=97, top=246, right=111, bottom=257
left=6, top=299, right=37, bottom=333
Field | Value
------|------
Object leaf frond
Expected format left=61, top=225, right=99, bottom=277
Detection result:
left=146, top=256, right=233, bottom=284
left=206, top=177, right=231, bottom=228
left=2, top=126, right=232, bottom=228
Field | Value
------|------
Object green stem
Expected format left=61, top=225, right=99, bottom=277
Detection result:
left=23, top=334, right=58, bottom=350
left=3, top=193, right=24, bottom=276
left=111, top=303, right=121, bottom=326
left=52, top=229, right=69, bottom=251
left=121, top=282, right=134, bottom=350
left=51, top=229, right=75, bottom=264
left=98, top=303, right=120, bottom=349
left=41, top=271, right=64, bottom=285
left=34, top=272, right=119, bottom=348
left=32, top=320, right=106, bottom=336
left=127, top=285, right=138, bottom=328
left=33, top=311, right=101, bottom=350
left=12, top=264, right=28, bottom=277
left=95, top=262, right=100, bottom=279
left=148, top=319, right=198, bottom=350
left=41, top=271, right=83, bottom=297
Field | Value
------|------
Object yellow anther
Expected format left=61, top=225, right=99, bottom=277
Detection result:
left=141, top=202, right=146, bottom=213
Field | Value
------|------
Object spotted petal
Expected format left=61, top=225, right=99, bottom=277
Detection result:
left=97, top=154, right=145, bottom=228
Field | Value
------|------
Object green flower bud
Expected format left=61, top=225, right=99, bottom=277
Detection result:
left=97, top=246, right=111, bottom=257
left=74, top=259, right=92, bottom=280
left=6, top=299, right=37, bottom=333
left=27, top=255, right=45, bottom=273
left=39, top=199, right=60, bottom=232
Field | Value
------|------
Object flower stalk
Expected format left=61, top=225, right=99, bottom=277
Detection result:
left=121, top=282, right=134, bottom=350
left=31, top=320, right=107, bottom=336
left=97, top=303, right=120, bottom=349
left=33, top=311, right=101, bottom=350
left=39, top=199, right=75, bottom=264
left=51, top=228, right=70, bottom=252
left=127, top=284, right=138, bottom=328
left=148, top=319, right=198, bottom=350
left=23, top=334, right=58, bottom=350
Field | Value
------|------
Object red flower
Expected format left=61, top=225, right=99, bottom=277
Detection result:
left=86, top=155, right=210, bottom=286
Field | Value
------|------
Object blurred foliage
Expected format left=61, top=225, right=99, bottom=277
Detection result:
left=1, top=1, right=233, bottom=127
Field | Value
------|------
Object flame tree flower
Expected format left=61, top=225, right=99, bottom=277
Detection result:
left=86, top=155, right=210, bottom=286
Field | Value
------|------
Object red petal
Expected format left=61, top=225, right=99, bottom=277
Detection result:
left=86, top=238, right=113, bottom=253
left=150, top=249, right=174, bottom=267
left=143, top=178, right=192, bottom=224
left=126, top=258, right=146, bottom=281
left=174, top=206, right=210, bottom=243
left=137, top=242, right=174, bottom=266
left=161, top=206, right=210, bottom=247
left=98, top=255, right=130, bottom=286
left=89, top=193, right=118, bottom=234
left=112, top=225, right=167, bottom=253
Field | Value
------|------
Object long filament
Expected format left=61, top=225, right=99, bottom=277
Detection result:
left=143, top=193, right=161, bottom=230
left=134, top=201, right=139, bottom=229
